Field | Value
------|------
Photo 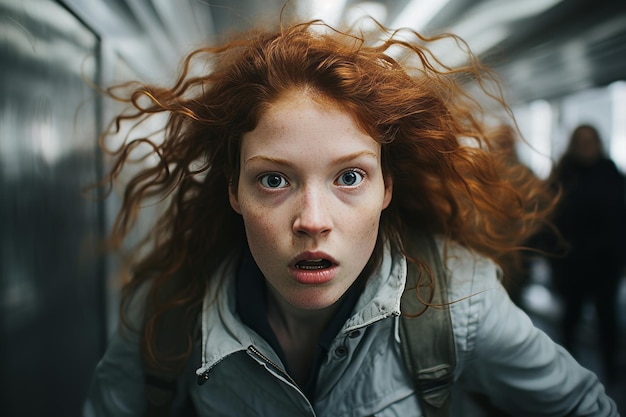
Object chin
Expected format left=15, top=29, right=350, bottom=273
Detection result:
left=287, top=291, right=343, bottom=311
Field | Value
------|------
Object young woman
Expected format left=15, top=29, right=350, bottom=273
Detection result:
left=84, top=19, right=619, bottom=417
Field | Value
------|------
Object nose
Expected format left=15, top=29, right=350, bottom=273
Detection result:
left=292, top=186, right=332, bottom=237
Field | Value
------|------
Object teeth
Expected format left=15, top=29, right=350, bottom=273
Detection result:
left=296, top=259, right=332, bottom=270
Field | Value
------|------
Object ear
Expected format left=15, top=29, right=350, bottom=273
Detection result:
left=228, top=180, right=242, bottom=214
left=382, top=175, right=393, bottom=209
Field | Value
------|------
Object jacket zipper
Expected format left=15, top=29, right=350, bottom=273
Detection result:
left=246, top=345, right=315, bottom=413
left=246, top=345, right=297, bottom=386
left=196, top=346, right=296, bottom=386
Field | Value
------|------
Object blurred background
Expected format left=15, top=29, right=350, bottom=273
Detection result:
left=1, top=0, right=625, bottom=416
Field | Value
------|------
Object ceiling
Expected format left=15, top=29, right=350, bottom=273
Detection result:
left=61, top=0, right=626, bottom=105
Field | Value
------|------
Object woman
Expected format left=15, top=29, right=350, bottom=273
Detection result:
left=84, top=19, right=619, bottom=417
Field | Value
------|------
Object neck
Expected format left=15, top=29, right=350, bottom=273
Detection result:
left=265, top=285, right=339, bottom=341
left=265, top=285, right=341, bottom=386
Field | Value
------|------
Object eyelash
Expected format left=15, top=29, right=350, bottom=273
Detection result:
left=258, top=173, right=289, bottom=189
left=256, top=168, right=367, bottom=190
left=335, top=169, right=366, bottom=187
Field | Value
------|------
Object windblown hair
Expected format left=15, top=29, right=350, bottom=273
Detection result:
left=100, top=19, right=556, bottom=370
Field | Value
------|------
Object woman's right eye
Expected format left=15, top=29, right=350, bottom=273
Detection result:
left=259, top=173, right=289, bottom=189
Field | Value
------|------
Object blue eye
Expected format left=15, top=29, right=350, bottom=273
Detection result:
left=337, top=170, right=364, bottom=186
left=260, top=173, right=288, bottom=189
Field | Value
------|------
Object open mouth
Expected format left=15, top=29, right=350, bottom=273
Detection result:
left=295, top=259, right=333, bottom=270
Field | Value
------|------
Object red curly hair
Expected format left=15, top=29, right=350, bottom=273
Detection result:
left=99, top=19, right=555, bottom=370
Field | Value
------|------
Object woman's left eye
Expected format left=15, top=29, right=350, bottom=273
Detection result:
left=336, top=170, right=364, bottom=187
left=259, top=173, right=289, bottom=189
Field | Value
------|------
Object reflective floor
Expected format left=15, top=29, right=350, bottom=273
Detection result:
left=519, top=257, right=626, bottom=413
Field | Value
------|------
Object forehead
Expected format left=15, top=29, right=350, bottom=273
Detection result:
left=258, top=90, right=346, bottom=129
left=240, top=91, right=380, bottom=158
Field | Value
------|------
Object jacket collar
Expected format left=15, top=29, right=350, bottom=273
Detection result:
left=196, top=241, right=407, bottom=376
left=342, top=241, right=407, bottom=332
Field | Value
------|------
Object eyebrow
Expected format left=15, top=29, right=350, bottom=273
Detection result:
left=244, top=150, right=379, bottom=168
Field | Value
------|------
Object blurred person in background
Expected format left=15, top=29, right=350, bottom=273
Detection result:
left=548, top=124, right=626, bottom=384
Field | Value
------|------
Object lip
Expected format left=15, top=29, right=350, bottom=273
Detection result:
left=289, top=251, right=338, bottom=285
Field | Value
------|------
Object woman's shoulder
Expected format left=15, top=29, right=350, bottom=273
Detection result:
left=434, top=238, right=522, bottom=366
left=434, top=237, right=503, bottom=295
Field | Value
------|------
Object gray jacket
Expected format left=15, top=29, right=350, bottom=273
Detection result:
left=84, top=240, right=619, bottom=416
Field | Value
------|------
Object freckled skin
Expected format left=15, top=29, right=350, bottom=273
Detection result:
left=229, top=91, right=393, bottom=312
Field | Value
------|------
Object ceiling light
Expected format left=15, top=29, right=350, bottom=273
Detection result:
left=390, top=0, right=451, bottom=32
left=345, top=2, right=388, bottom=30
left=299, top=0, right=349, bottom=27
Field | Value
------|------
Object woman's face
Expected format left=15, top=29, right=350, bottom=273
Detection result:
left=571, top=127, right=601, bottom=165
left=229, top=90, right=392, bottom=311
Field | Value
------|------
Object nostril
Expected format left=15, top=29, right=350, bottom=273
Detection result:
left=292, top=214, right=332, bottom=236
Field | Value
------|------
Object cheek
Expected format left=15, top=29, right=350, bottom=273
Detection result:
left=352, top=209, right=383, bottom=244
left=240, top=205, right=281, bottom=246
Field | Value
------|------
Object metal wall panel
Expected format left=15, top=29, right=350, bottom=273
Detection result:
left=0, top=1, right=104, bottom=416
